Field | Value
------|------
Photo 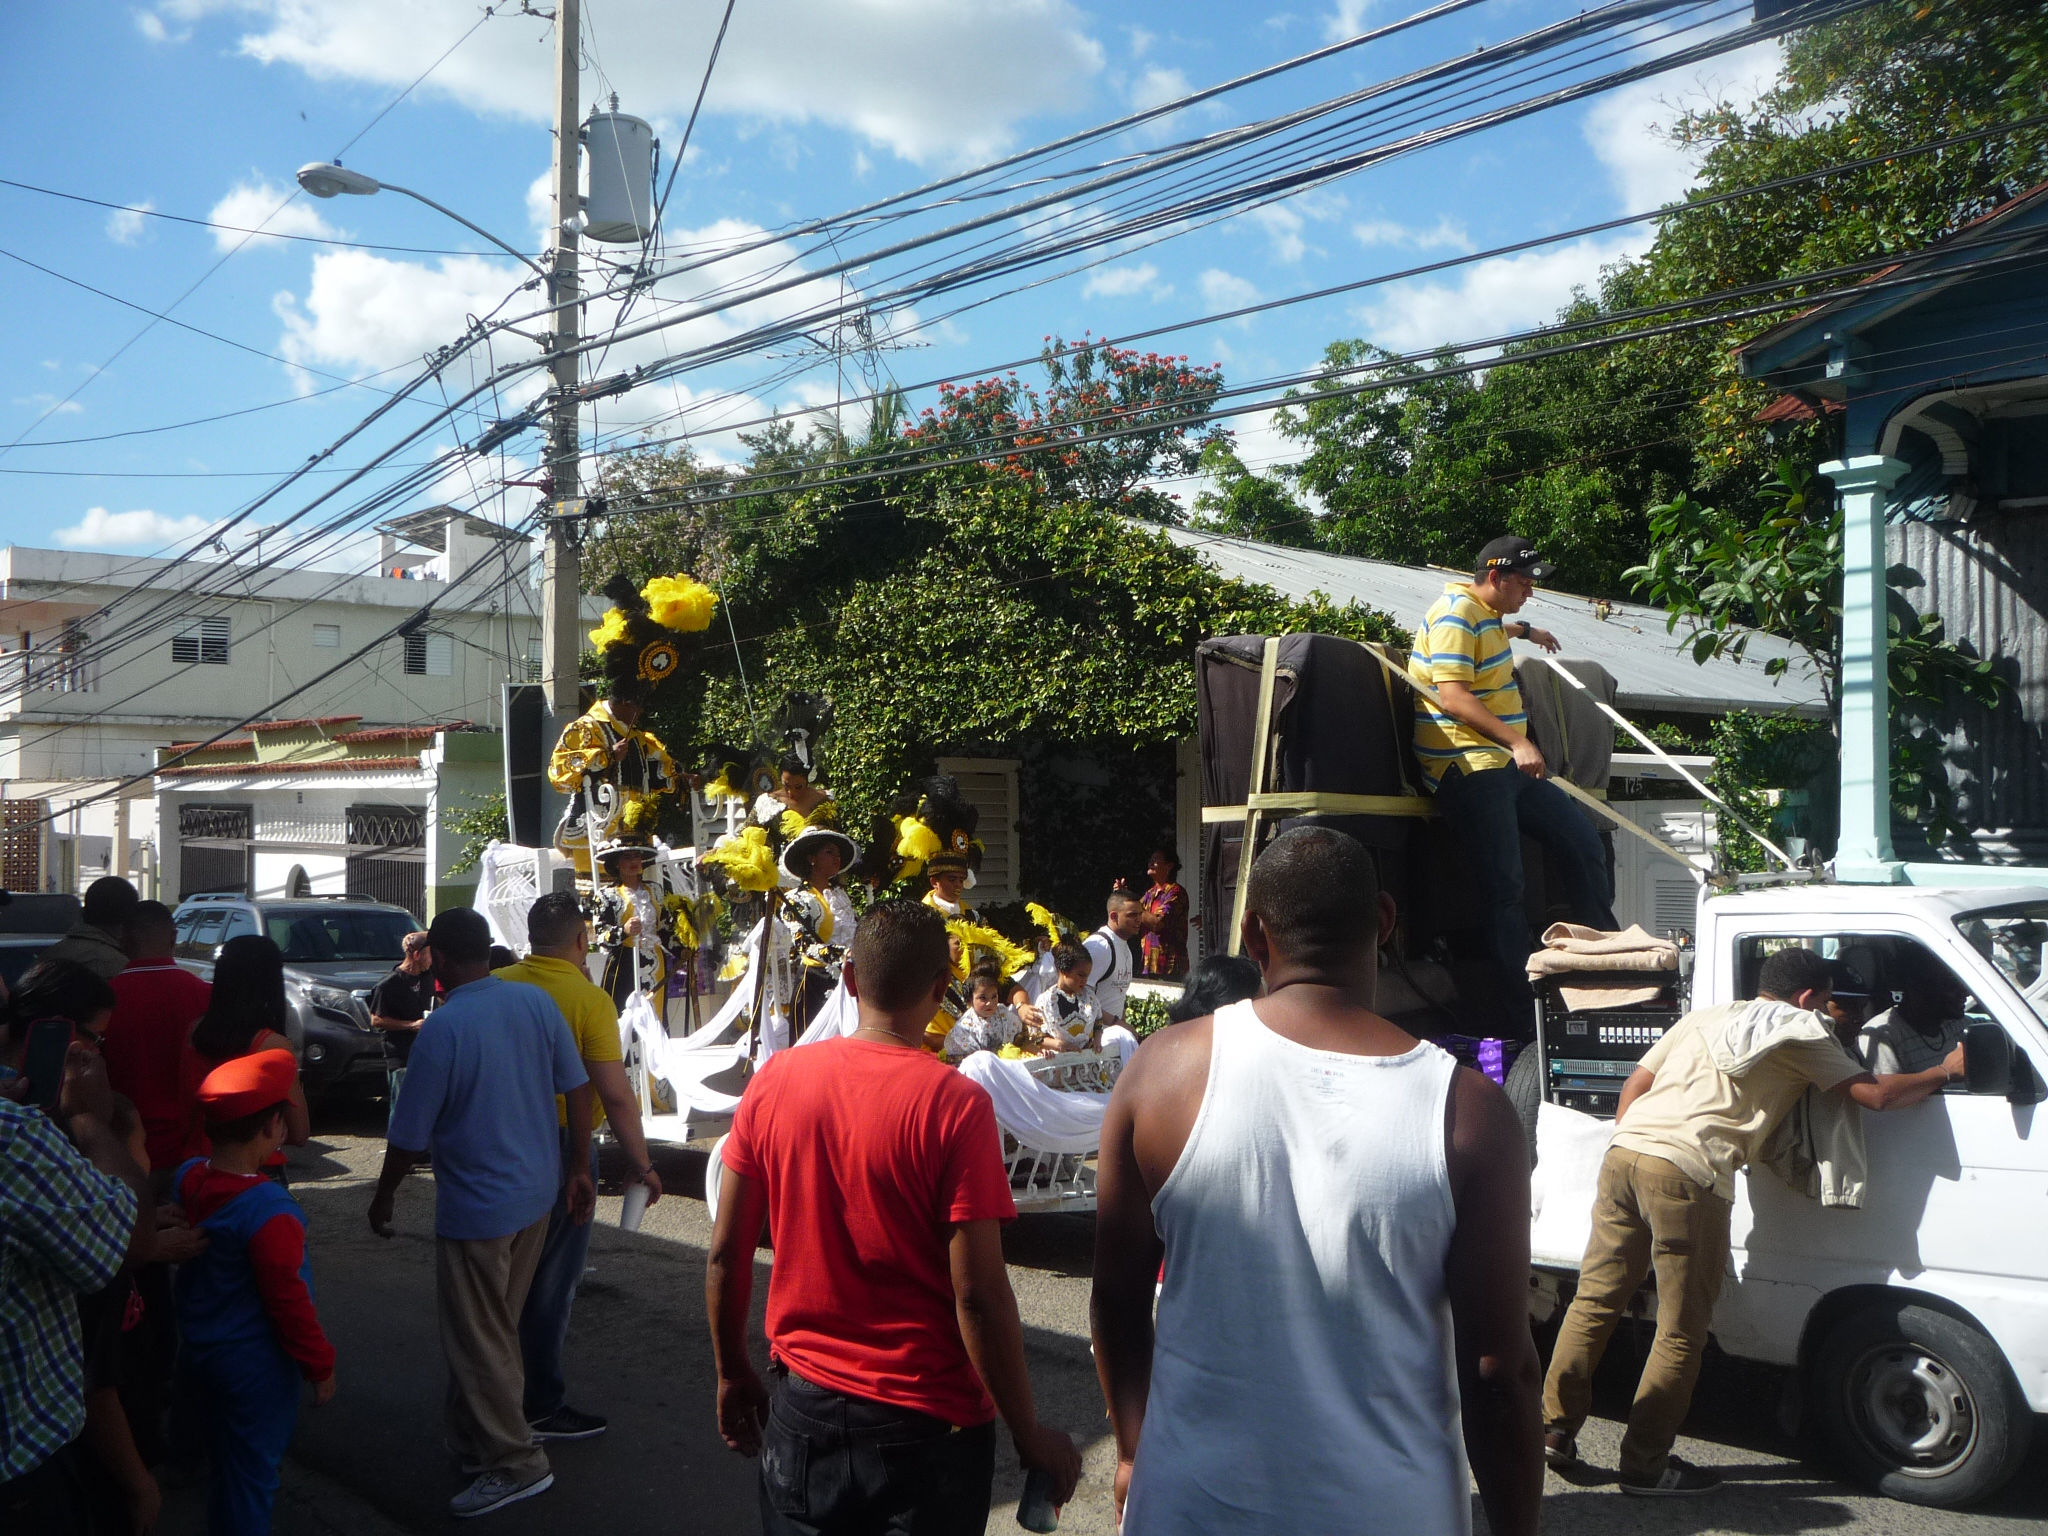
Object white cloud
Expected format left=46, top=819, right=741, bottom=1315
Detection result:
left=1354, top=237, right=1636, bottom=355
left=1584, top=40, right=1782, bottom=210
left=14, top=394, right=84, bottom=416
left=208, top=180, right=342, bottom=251
left=1324, top=0, right=1378, bottom=42
left=1353, top=216, right=1471, bottom=253
left=1129, top=65, right=1190, bottom=113
left=1126, top=25, right=1155, bottom=57
left=106, top=202, right=153, bottom=244
left=57, top=507, right=217, bottom=549
left=1082, top=263, right=1162, bottom=299
left=1199, top=268, right=1260, bottom=316
left=274, top=251, right=541, bottom=383
left=183, top=0, right=1104, bottom=167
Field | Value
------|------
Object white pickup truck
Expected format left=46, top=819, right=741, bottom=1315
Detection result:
left=1524, top=880, right=2048, bottom=1509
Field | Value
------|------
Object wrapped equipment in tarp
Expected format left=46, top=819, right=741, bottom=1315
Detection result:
left=1197, top=634, right=1417, bottom=957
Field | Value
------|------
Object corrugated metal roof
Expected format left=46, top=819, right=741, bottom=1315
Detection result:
left=1157, top=525, right=1828, bottom=717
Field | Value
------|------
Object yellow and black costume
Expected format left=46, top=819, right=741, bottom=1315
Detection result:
left=548, top=570, right=715, bottom=872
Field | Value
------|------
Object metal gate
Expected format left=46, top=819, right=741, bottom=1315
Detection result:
left=178, top=804, right=252, bottom=897
left=345, top=803, right=426, bottom=920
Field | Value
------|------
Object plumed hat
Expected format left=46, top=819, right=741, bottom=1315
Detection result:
left=772, top=693, right=835, bottom=778
left=589, top=571, right=717, bottom=701
left=198, top=1048, right=298, bottom=1122
left=900, top=775, right=982, bottom=880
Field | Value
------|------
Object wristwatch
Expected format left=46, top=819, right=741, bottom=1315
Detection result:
left=1512, top=620, right=1531, bottom=639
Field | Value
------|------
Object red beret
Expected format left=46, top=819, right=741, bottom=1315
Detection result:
left=198, top=1049, right=297, bottom=1122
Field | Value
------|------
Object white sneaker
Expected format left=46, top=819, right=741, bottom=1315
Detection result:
left=450, top=1469, right=554, bottom=1518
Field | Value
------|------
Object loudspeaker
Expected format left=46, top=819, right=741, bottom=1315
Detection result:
left=503, top=684, right=550, bottom=847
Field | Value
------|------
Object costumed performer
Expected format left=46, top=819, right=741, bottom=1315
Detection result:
left=549, top=571, right=714, bottom=872
left=892, top=776, right=1049, bottom=1037
left=751, top=694, right=840, bottom=846
left=592, top=844, right=671, bottom=1013
left=778, top=824, right=860, bottom=1036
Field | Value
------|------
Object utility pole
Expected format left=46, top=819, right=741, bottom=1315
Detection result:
left=541, top=0, right=582, bottom=718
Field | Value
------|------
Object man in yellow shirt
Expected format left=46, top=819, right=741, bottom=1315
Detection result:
left=495, top=892, right=664, bottom=1442
left=1410, top=536, right=1616, bottom=1025
left=1541, top=946, right=1965, bottom=1496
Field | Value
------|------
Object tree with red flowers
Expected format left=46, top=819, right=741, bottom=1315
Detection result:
left=900, top=335, right=1227, bottom=522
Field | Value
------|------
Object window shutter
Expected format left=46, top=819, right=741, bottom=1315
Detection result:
left=935, top=757, right=1020, bottom=904
left=171, top=615, right=230, bottom=665
left=403, top=632, right=453, bottom=676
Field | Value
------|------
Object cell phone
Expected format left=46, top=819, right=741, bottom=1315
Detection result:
left=23, top=1019, right=72, bottom=1113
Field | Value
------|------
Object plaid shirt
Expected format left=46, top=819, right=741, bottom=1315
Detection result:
left=0, top=1100, right=135, bottom=1479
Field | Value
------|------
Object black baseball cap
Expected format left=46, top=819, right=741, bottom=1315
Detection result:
left=1476, top=536, right=1555, bottom=580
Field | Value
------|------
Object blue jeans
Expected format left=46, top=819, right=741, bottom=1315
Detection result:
left=758, top=1372, right=997, bottom=1536
left=518, top=1136, right=599, bottom=1422
left=1432, top=764, right=1617, bottom=1016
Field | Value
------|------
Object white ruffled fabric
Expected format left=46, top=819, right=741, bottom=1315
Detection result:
left=956, top=1051, right=1114, bottom=1155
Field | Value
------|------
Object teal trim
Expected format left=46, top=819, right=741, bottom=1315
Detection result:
left=1824, top=455, right=1908, bottom=884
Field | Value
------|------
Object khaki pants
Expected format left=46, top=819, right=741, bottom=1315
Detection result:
left=437, top=1219, right=551, bottom=1479
left=1541, top=1147, right=1732, bottom=1483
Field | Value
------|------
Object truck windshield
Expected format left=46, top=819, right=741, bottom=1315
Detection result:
left=264, top=906, right=417, bottom=964
left=1956, top=903, right=2048, bottom=1025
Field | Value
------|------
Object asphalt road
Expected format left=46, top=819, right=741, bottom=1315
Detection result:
left=158, top=1097, right=2048, bottom=1536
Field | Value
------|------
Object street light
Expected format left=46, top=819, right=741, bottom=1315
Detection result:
left=295, top=161, right=549, bottom=283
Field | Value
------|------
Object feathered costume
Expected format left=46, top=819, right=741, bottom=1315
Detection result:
left=549, top=571, right=716, bottom=872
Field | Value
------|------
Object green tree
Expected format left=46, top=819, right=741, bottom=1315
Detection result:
left=900, top=336, right=1227, bottom=522
left=1187, top=438, right=1313, bottom=544
left=584, top=424, right=1400, bottom=913
left=1628, top=460, right=2006, bottom=847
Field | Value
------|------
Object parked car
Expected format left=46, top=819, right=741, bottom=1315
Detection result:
left=172, top=894, right=422, bottom=1096
left=0, top=892, right=83, bottom=992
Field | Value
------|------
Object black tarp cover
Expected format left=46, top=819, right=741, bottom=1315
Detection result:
left=1197, top=634, right=1416, bottom=955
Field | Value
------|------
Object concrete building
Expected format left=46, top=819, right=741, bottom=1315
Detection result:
left=0, top=507, right=595, bottom=894
left=153, top=718, right=503, bottom=918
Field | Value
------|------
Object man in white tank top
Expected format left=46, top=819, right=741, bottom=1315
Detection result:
left=1091, top=826, right=1542, bottom=1536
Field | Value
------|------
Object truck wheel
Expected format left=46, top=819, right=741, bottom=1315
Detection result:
left=1503, top=1043, right=1542, bottom=1171
left=1809, top=1300, right=2032, bottom=1507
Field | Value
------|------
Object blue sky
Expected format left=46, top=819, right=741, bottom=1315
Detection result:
left=0, top=0, right=1781, bottom=565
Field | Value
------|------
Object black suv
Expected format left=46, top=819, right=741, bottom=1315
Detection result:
left=172, top=895, right=422, bottom=1096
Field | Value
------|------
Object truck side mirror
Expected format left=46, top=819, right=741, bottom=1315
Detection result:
left=1963, top=1023, right=2043, bottom=1103
left=1964, top=1024, right=2010, bottom=1095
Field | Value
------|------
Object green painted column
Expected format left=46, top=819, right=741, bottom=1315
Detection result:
left=1821, top=455, right=1908, bottom=884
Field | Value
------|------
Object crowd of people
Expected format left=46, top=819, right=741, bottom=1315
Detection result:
left=3, top=794, right=1980, bottom=1535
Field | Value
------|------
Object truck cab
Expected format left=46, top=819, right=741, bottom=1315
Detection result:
left=1531, top=881, right=2048, bottom=1507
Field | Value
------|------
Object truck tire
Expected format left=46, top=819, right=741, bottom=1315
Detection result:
left=1809, top=1299, right=2033, bottom=1508
left=1503, top=1042, right=1542, bottom=1171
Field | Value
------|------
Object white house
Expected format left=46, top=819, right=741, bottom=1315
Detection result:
left=152, top=717, right=504, bottom=919
left=0, top=507, right=600, bottom=895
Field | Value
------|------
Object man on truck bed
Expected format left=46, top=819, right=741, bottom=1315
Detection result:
left=1409, top=537, right=1617, bottom=1025
left=1540, top=946, right=1967, bottom=1497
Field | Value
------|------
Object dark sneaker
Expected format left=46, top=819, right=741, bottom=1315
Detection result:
left=528, top=1406, right=608, bottom=1441
left=1620, top=1456, right=1722, bottom=1496
left=450, top=1469, right=553, bottom=1518
left=1543, top=1431, right=1580, bottom=1470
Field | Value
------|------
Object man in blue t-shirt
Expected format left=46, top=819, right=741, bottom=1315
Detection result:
left=369, top=908, right=592, bottom=1521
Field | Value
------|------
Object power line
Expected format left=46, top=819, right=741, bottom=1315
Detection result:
left=581, top=107, right=2048, bottom=472
left=0, top=5, right=499, bottom=461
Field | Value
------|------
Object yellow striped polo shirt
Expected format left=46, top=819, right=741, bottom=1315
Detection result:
left=1410, top=582, right=1526, bottom=784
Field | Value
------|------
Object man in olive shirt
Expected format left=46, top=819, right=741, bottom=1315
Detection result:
left=1542, top=946, right=1965, bottom=1496
left=494, top=893, right=662, bottom=1441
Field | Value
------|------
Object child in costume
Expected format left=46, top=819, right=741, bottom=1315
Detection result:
left=943, top=964, right=1023, bottom=1062
left=1032, top=939, right=1102, bottom=1055
left=173, top=1051, right=335, bottom=1536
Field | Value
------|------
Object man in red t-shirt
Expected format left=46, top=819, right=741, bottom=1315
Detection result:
left=105, top=902, right=213, bottom=1176
left=709, top=899, right=1080, bottom=1535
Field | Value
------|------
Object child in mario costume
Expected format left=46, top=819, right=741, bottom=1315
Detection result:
left=173, top=1050, right=336, bottom=1536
